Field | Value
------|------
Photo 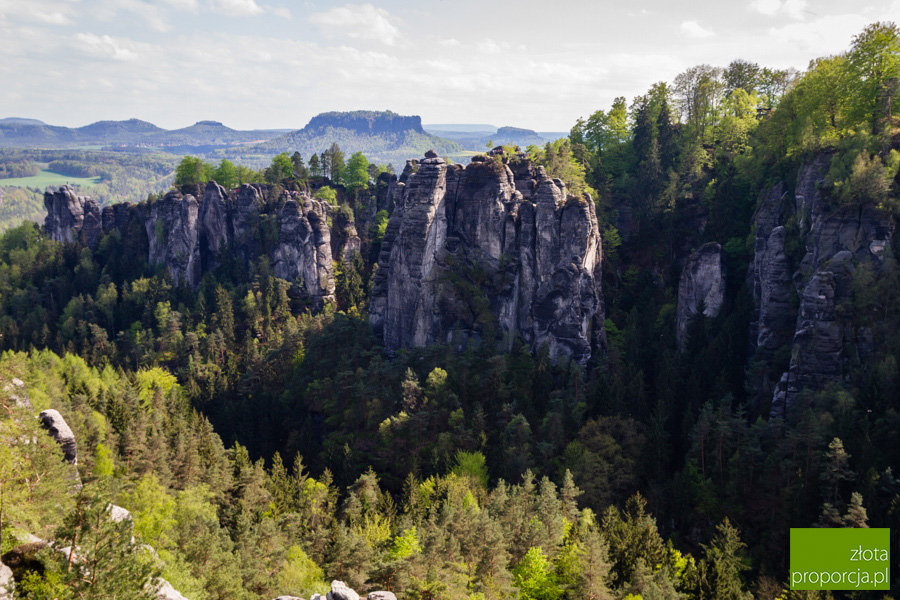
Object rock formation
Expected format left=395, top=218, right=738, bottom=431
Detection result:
left=43, top=186, right=103, bottom=246
left=327, top=580, right=359, bottom=600
left=676, top=243, right=726, bottom=350
left=155, top=579, right=189, bottom=600
left=38, top=409, right=78, bottom=465
left=44, top=183, right=337, bottom=307
left=1, top=376, right=32, bottom=410
left=748, top=154, right=895, bottom=415
left=371, top=154, right=604, bottom=365
left=0, top=561, right=13, bottom=600
left=273, top=198, right=336, bottom=307
left=146, top=190, right=200, bottom=287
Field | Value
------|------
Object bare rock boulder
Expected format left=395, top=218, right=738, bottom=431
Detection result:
left=38, top=409, right=77, bottom=465
left=155, top=578, right=189, bottom=600
left=326, top=580, right=359, bottom=600
left=0, top=561, right=13, bottom=600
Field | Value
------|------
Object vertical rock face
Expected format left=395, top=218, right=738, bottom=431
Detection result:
left=38, top=409, right=78, bottom=465
left=198, top=181, right=232, bottom=265
left=43, top=185, right=102, bottom=246
left=43, top=183, right=337, bottom=306
left=770, top=257, right=851, bottom=417
left=676, top=243, right=726, bottom=350
left=273, top=198, right=336, bottom=308
left=755, top=226, right=794, bottom=357
left=749, top=154, right=895, bottom=415
left=371, top=154, right=604, bottom=365
left=146, top=191, right=201, bottom=287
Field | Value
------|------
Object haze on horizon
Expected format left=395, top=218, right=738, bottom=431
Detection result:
left=1, top=0, right=898, bottom=133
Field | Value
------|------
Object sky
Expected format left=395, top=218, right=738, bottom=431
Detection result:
left=1, top=0, right=899, bottom=132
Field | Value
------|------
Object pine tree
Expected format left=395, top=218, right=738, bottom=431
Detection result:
left=49, top=489, right=161, bottom=600
left=577, top=523, right=614, bottom=600
left=309, top=153, right=321, bottom=177
left=698, top=518, right=749, bottom=600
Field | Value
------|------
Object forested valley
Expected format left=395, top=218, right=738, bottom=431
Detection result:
left=1, top=21, right=900, bottom=600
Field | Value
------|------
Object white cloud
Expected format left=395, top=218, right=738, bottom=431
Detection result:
left=209, top=0, right=263, bottom=16
left=93, top=0, right=173, bottom=32
left=72, top=32, right=140, bottom=60
left=477, top=38, right=511, bottom=53
left=269, top=5, right=290, bottom=18
left=439, top=38, right=460, bottom=48
left=680, top=20, right=714, bottom=39
left=750, top=0, right=808, bottom=19
left=767, top=14, right=871, bottom=55
left=161, top=0, right=199, bottom=10
left=309, top=3, right=399, bottom=45
left=750, top=0, right=781, bottom=16
left=782, top=0, right=808, bottom=19
left=0, top=0, right=76, bottom=25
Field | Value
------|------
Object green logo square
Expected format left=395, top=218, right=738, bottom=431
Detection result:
left=790, top=528, right=890, bottom=590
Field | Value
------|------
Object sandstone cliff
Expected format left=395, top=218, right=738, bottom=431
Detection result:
left=748, top=155, right=895, bottom=415
left=44, top=183, right=336, bottom=307
left=370, top=154, right=604, bottom=365
left=676, top=242, right=726, bottom=350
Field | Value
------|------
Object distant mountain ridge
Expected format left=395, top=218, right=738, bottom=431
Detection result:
left=236, top=110, right=461, bottom=167
left=425, top=124, right=565, bottom=150
left=305, top=111, right=424, bottom=135
left=0, top=118, right=285, bottom=150
left=0, top=112, right=567, bottom=163
left=0, top=117, right=48, bottom=126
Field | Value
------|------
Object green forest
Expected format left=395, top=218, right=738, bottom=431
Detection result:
left=1, top=21, right=900, bottom=600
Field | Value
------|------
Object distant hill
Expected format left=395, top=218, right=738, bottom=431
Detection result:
left=423, top=123, right=497, bottom=132
left=0, top=118, right=285, bottom=151
left=76, top=118, right=164, bottom=138
left=233, top=110, right=461, bottom=167
left=425, top=125, right=562, bottom=151
left=0, top=117, right=47, bottom=126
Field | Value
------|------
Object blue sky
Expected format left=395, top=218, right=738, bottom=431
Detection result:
left=0, top=0, right=898, bottom=131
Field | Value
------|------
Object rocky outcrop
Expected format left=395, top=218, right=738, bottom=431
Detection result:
left=198, top=181, right=232, bottom=263
left=38, top=409, right=77, bottom=465
left=155, top=578, right=189, bottom=600
left=749, top=154, right=895, bottom=415
left=273, top=198, right=336, bottom=308
left=327, top=580, right=359, bottom=600
left=1, top=376, right=32, bottom=410
left=371, top=154, right=604, bottom=365
left=0, top=561, right=13, bottom=600
left=367, top=592, right=397, bottom=600
left=770, top=257, right=852, bottom=417
left=676, top=243, right=726, bottom=350
left=43, top=185, right=102, bottom=246
left=754, top=226, right=794, bottom=360
left=44, top=182, right=336, bottom=305
left=146, top=191, right=200, bottom=287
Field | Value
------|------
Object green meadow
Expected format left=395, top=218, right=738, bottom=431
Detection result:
left=0, top=169, right=101, bottom=189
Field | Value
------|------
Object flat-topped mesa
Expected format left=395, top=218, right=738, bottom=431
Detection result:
left=43, top=182, right=337, bottom=307
left=371, top=152, right=605, bottom=365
